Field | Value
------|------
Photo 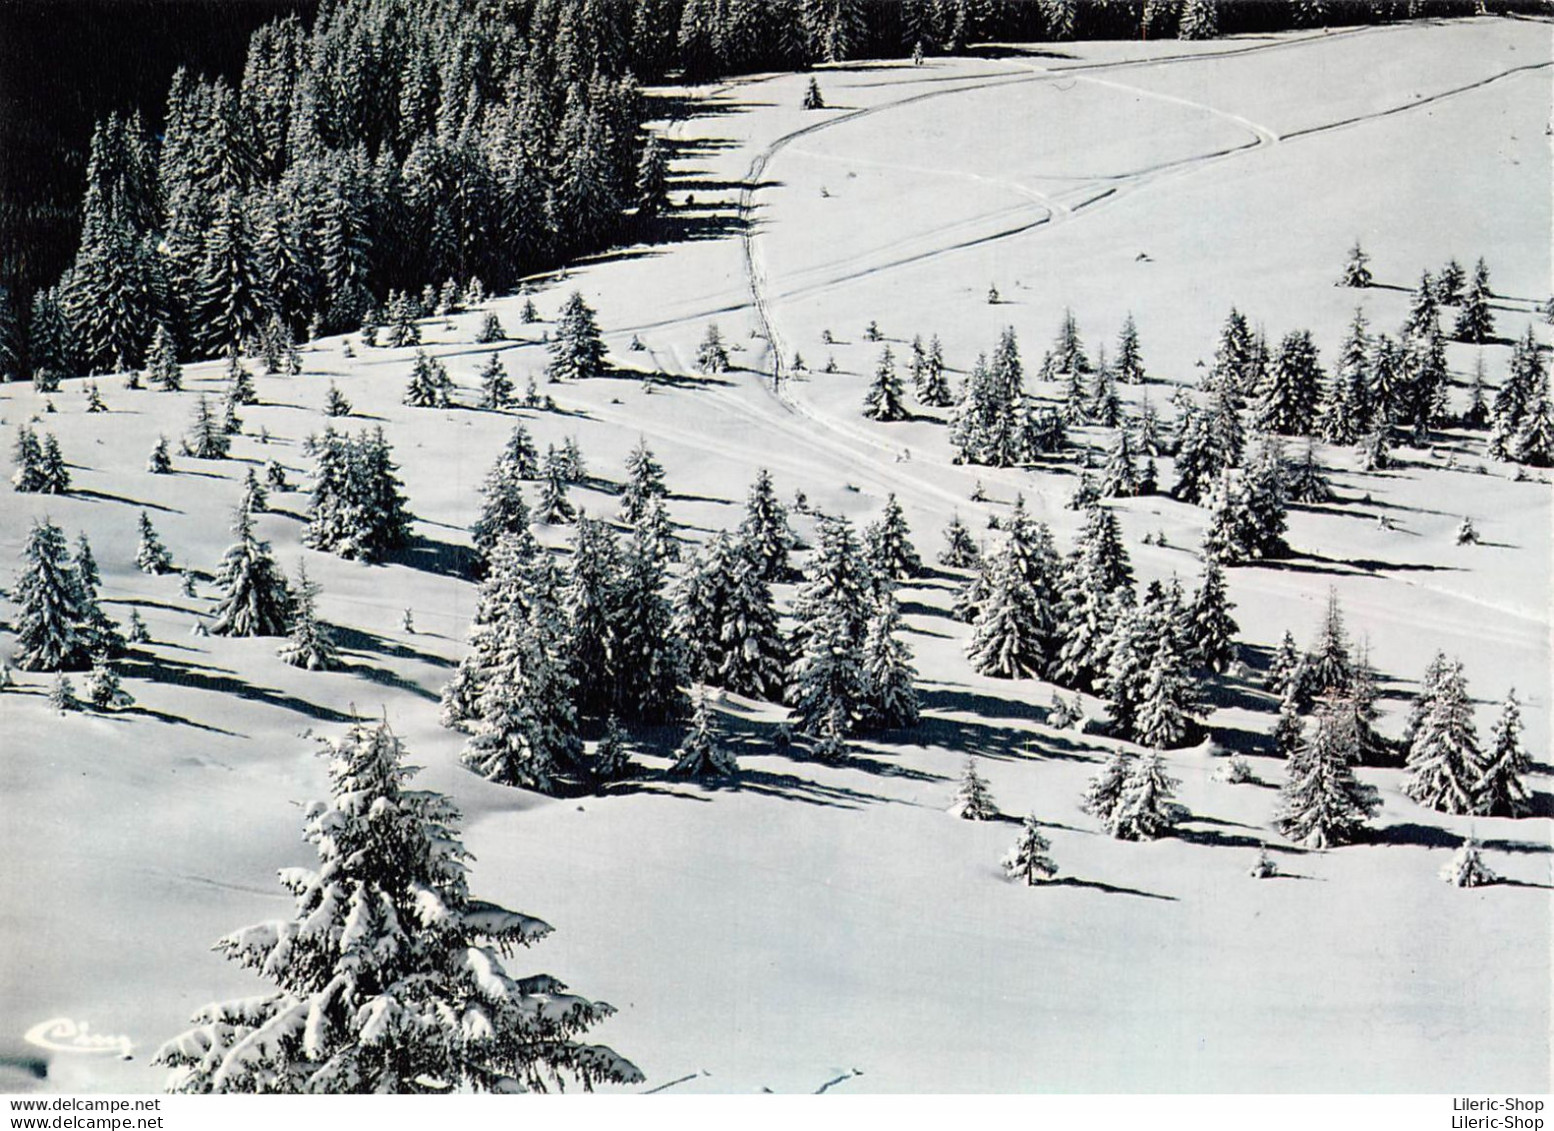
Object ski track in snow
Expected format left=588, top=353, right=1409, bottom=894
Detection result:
left=719, top=23, right=1553, bottom=562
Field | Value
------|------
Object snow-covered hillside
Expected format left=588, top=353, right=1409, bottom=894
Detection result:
left=1, top=17, right=1549, bottom=1094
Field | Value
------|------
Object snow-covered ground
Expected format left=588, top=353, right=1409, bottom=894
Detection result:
left=1, top=17, right=1549, bottom=1094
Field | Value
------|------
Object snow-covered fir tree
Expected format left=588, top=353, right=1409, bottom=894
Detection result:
left=620, top=439, right=668, bottom=527
left=136, top=510, right=174, bottom=574
left=670, top=687, right=737, bottom=778
left=461, top=612, right=581, bottom=793
left=1098, top=428, right=1144, bottom=498
left=1463, top=351, right=1491, bottom=429
left=1285, top=439, right=1333, bottom=504
left=1491, top=325, right=1548, bottom=461
left=1054, top=504, right=1133, bottom=690
left=738, top=468, right=797, bottom=582
left=1102, top=600, right=1152, bottom=740
left=404, top=350, right=454, bottom=408
left=1115, top=313, right=1146, bottom=384
left=277, top=561, right=338, bottom=672
left=1404, top=658, right=1485, bottom=815
left=86, top=654, right=131, bottom=710
left=590, top=715, right=633, bottom=783
left=240, top=467, right=269, bottom=516
left=863, top=345, right=908, bottom=421
left=85, top=382, right=107, bottom=413
left=860, top=593, right=920, bottom=729
left=1318, top=307, right=1372, bottom=445
left=1255, top=329, right=1323, bottom=436
left=1435, top=258, right=1466, bottom=306
left=37, top=433, right=71, bottom=494
left=11, top=425, right=44, bottom=492
left=1338, top=239, right=1372, bottom=288
left=476, top=312, right=506, bottom=346
left=1207, top=307, right=1257, bottom=395
left=1303, top=587, right=1353, bottom=699
left=1082, top=748, right=1135, bottom=826
left=13, top=519, right=90, bottom=671
left=1265, top=629, right=1302, bottom=697
left=1454, top=257, right=1495, bottom=344
left=611, top=528, right=686, bottom=725
left=1002, top=815, right=1058, bottom=884
left=786, top=515, right=873, bottom=741
left=535, top=464, right=577, bottom=525
left=950, top=758, right=997, bottom=820
left=304, top=428, right=412, bottom=562
left=146, top=324, right=182, bottom=390
left=126, top=608, right=150, bottom=644
left=49, top=672, right=78, bottom=712
left=1170, top=406, right=1233, bottom=506
left=1186, top=557, right=1238, bottom=673
left=324, top=383, right=352, bottom=417
left=1202, top=453, right=1288, bottom=565
left=1402, top=650, right=1450, bottom=751
left=1275, top=696, right=1381, bottom=848
left=184, top=396, right=230, bottom=460
left=554, top=436, right=588, bottom=483
left=1132, top=629, right=1205, bottom=750
left=470, top=447, right=534, bottom=572
left=864, top=494, right=922, bottom=580
left=1475, top=690, right=1529, bottom=818
left=915, top=334, right=951, bottom=406
left=155, top=720, right=640, bottom=1093
left=478, top=355, right=514, bottom=408
left=952, top=329, right=1030, bottom=467
left=938, top=512, right=981, bottom=569
left=695, top=323, right=730, bottom=375
left=210, top=509, right=292, bottom=638
left=967, top=544, right=1048, bottom=680
left=1440, top=836, right=1497, bottom=888
left=677, top=530, right=787, bottom=701
left=1108, top=751, right=1185, bottom=841
left=547, top=291, right=606, bottom=382
left=383, top=290, right=421, bottom=348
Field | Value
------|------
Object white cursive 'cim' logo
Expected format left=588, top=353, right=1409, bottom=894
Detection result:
left=24, top=1018, right=133, bottom=1059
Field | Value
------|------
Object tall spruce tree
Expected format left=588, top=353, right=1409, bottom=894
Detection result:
left=738, top=468, right=796, bottom=582
left=1475, top=690, right=1529, bottom=818
left=1108, top=752, right=1184, bottom=841
left=155, top=720, right=640, bottom=1093
left=863, top=345, right=908, bottom=422
left=1186, top=557, right=1238, bottom=673
left=277, top=560, right=338, bottom=671
left=1255, top=329, right=1323, bottom=436
left=13, top=519, right=90, bottom=672
left=860, top=592, right=919, bottom=730
left=620, top=439, right=668, bottom=527
left=1454, top=258, right=1495, bottom=344
left=1275, top=695, right=1381, bottom=848
left=547, top=292, right=607, bottom=382
left=136, top=510, right=175, bottom=574
left=210, top=509, right=293, bottom=637
left=1404, top=659, right=1485, bottom=815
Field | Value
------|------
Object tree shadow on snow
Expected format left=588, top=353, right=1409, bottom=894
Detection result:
left=1372, top=822, right=1553, bottom=855
left=120, top=652, right=356, bottom=725
left=383, top=533, right=472, bottom=581
left=332, top=624, right=455, bottom=670
left=914, top=711, right=1103, bottom=766
left=1049, top=876, right=1178, bottom=902
left=110, top=702, right=243, bottom=737
left=71, top=488, right=184, bottom=513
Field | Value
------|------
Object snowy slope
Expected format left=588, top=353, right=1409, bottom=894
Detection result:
left=1, top=18, right=1549, bottom=1094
